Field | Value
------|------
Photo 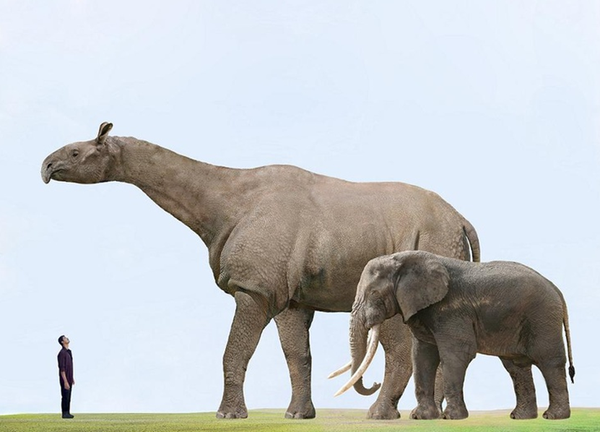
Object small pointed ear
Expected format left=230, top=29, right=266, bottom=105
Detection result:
left=97, top=122, right=113, bottom=144
left=394, top=252, right=449, bottom=322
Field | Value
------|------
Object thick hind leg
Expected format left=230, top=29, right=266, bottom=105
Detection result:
left=538, top=361, right=571, bottom=419
left=530, top=319, right=571, bottom=419
left=500, top=357, right=538, bottom=419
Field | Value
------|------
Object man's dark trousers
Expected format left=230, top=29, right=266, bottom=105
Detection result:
left=61, top=385, right=72, bottom=416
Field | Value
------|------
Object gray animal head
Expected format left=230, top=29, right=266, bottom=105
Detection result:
left=392, top=251, right=450, bottom=322
left=352, top=255, right=400, bottom=329
left=41, top=122, right=114, bottom=184
left=356, top=251, right=450, bottom=325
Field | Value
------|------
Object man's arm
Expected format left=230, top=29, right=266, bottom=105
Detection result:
left=61, top=370, right=70, bottom=390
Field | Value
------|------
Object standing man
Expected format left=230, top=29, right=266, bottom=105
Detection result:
left=57, top=335, right=74, bottom=419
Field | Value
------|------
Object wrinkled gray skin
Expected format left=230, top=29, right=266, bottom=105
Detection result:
left=350, top=250, right=575, bottom=421
left=41, top=122, right=480, bottom=419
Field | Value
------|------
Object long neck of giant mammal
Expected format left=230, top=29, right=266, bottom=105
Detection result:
left=112, top=137, right=241, bottom=246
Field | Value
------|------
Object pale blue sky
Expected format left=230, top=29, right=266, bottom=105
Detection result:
left=1, top=1, right=599, bottom=415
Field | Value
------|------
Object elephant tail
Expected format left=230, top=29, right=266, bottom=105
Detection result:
left=562, top=294, right=576, bottom=384
left=462, top=219, right=481, bottom=262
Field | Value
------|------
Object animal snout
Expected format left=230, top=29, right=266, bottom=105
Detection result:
left=42, top=158, right=57, bottom=183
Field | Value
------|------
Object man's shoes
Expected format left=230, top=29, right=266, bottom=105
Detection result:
left=62, top=413, right=74, bottom=419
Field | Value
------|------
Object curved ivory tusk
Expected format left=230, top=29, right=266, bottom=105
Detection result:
left=334, top=324, right=380, bottom=397
left=328, top=330, right=376, bottom=379
left=328, top=361, right=352, bottom=379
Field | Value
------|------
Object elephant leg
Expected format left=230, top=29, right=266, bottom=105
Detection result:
left=433, top=366, right=445, bottom=412
left=500, top=357, right=538, bottom=419
left=410, top=337, right=441, bottom=420
left=273, top=304, right=316, bottom=419
left=217, top=290, right=271, bottom=419
left=438, top=345, right=475, bottom=420
left=538, top=361, right=571, bottom=419
left=368, top=314, right=412, bottom=419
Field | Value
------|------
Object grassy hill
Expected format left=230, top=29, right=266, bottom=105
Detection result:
left=1, top=409, right=598, bottom=432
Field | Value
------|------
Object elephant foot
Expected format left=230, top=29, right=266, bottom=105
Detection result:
left=284, top=401, right=316, bottom=419
left=442, top=404, right=469, bottom=420
left=217, top=399, right=248, bottom=419
left=543, top=406, right=570, bottom=420
left=216, top=409, right=248, bottom=419
left=410, top=404, right=441, bottom=420
left=510, top=405, right=538, bottom=419
left=368, top=400, right=400, bottom=420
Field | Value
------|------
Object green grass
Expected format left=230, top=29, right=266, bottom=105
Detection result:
left=1, top=409, right=598, bottom=432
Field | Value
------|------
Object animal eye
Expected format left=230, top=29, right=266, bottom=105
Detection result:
left=72, top=150, right=79, bottom=158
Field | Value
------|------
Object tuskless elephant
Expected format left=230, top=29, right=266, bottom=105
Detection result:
left=335, top=250, right=575, bottom=420
left=41, top=122, right=480, bottom=419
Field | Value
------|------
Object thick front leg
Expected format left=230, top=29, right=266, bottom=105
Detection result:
left=274, top=304, right=316, bottom=419
left=368, top=315, right=412, bottom=419
left=217, top=291, right=271, bottom=419
left=500, top=358, right=538, bottom=419
left=438, top=343, right=475, bottom=420
left=410, top=338, right=441, bottom=420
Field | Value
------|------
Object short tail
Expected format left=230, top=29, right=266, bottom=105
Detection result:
left=462, top=219, right=481, bottom=262
left=562, top=296, right=576, bottom=384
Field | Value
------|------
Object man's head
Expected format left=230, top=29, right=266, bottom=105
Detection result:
left=58, top=335, right=70, bottom=348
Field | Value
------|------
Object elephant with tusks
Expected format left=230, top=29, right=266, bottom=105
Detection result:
left=333, top=251, right=575, bottom=421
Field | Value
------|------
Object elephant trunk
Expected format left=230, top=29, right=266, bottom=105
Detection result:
left=350, top=316, right=377, bottom=395
left=333, top=311, right=381, bottom=397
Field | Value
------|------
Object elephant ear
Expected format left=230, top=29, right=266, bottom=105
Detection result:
left=394, top=252, right=450, bottom=322
left=97, top=122, right=113, bottom=145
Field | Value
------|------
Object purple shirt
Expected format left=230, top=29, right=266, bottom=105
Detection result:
left=57, top=348, right=74, bottom=386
